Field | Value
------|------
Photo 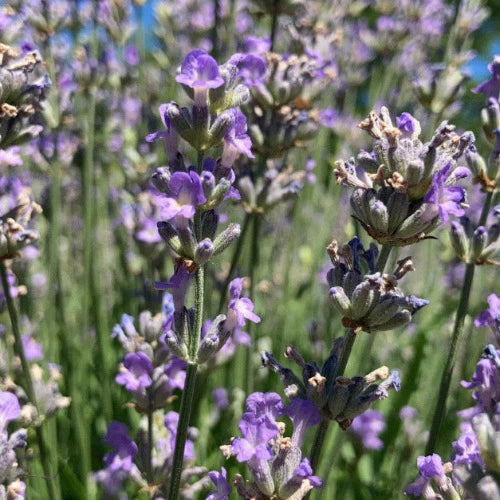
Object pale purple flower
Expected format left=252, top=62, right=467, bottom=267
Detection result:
left=115, top=352, right=153, bottom=392
left=475, top=294, right=499, bottom=338
left=225, top=277, right=260, bottom=331
left=397, top=112, right=419, bottom=137
left=293, top=458, right=322, bottom=488
left=156, top=262, right=192, bottom=312
left=452, top=421, right=485, bottom=469
left=423, top=163, right=469, bottom=223
left=145, top=102, right=179, bottom=159
left=207, top=467, right=231, bottom=500
left=0, top=392, right=20, bottom=433
left=228, top=53, right=266, bottom=87
left=164, top=411, right=195, bottom=461
left=243, top=36, right=271, bottom=55
left=21, top=335, right=43, bottom=361
left=124, top=44, right=140, bottom=66
left=319, top=109, right=337, bottom=128
left=136, top=217, right=162, bottom=244
left=473, top=56, right=500, bottom=99
left=164, top=358, right=187, bottom=392
left=155, top=171, right=206, bottom=222
left=305, top=158, right=316, bottom=184
left=0, top=147, right=22, bottom=167
left=284, top=398, right=321, bottom=447
left=246, top=392, right=283, bottom=422
left=176, top=49, right=224, bottom=106
left=404, top=454, right=446, bottom=496
left=350, top=410, right=386, bottom=450
left=221, top=109, right=254, bottom=168
left=213, top=388, right=229, bottom=410
left=231, top=412, right=278, bottom=462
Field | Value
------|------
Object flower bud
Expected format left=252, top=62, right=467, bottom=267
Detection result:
left=450, top=221, right=469, bottom=260
left=194, top=238, right=214, bottom=265
left=213, top=223, right=241, bottom=256
left=471, top=226, right=488, bottom=262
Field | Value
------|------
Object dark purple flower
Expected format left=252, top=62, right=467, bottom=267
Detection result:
left=350, top=410, right=386, bottom=450
left=213, top=388, right=229, bottom=410
left=473, top=56, right=500, bottom=99
left=293, top=458, right=322, bottom=488
left=396, top=112, right=420, bottom=137
left=176, top=49, right=224, bottom=106
left=225, top=277, right=260, bottom=331
left=231, top=412, right=278, bottom=462
left=284, top=398, right=321, bottom=447
left=423, top=163, right=469, bottom=223
left=164, top=357, right=187, bottom=392
left=156, top=262, right=192, bottom=312
left=207, top=467, right=231, bottom=500
left=246, top=392, right=284, bottom=422
left=452, top=422, right=485, bottom=469
left=221, top=109, right=254, bottom=168
left=21, top=335, right=43, bottom=361
left=475, top=294, right=499, bottom=337
left=0, top=392, right=20, bottom=433
left=115, top=352, right=153, bottom=392
left=155, top=170, right=206, bottom=222
left=404, top=454, right=445, bottom=496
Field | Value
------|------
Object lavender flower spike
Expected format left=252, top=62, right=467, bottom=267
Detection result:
left=115, top=352, right=153, bottom=393
left=176, top=49, right=224, bottom=106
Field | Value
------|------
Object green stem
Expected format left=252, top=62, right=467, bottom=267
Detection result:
left=147, top=395, right=154, bottom=484
left=244, top=213, right=261, bottom=394
left=425, top=189, right=494, bottom=454
left=217, top=212, right=251, bottom=312
left=269, top=0, right=280, bottom=51
left=167, top=363, right=198, bottom=500
left=425, top=262, right=475, bottom=454
left=211, top=0, right=220, bottom=59
left=375, top=243, right=392, bottom=273
left=0, top=262, right=60, bottom=500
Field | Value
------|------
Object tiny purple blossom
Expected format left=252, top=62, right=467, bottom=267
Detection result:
left=452, top=422, right=485, bottom=469
left=207, top=467, right=231, bottom=500
left=176, top=49, right=224, bottom=106
left=164, top=411, right=195, bottom=461
left=246, top=392, right=284, bottom=422
left=145, top=102, right=179, bottom=159
left=293, top=458, right=322, bottom=488
left=21, top=335, right=43, bottom=361
left=396, top=112, right=419, bottom=137
left=228, top=53, right=266, bottom=87
left=115, top=352, right=153, bottom=392
left=226, top=277, right=261, bottom=330
left=164, top=357, right=187, bottom=392
left=231, top=412, right=278, bottom=462
left=124, top=44, right=140, bottom=66
left=213, top=388, right=229, bottom=410
left=156, top=262, right=192, bottom=312
left=155, top=170, right=206, bottom=222
left=0, top=147, right=22, bottom=167
left=350, top=410, right=386, bottom=450
left=404, top=454, right=445, bottom=496
left=475, top=294, right=499, bottom=336
left=221, top=109, right=254, bottom=168
left=284, top=398, right=321, bottom=447
left=423, top=163, right=468, bottom=223
left=243, top=36, right=271, bottom=55
left=0, top=392, right=20, bottom=433
left=473, top=56, right=500, bottom=99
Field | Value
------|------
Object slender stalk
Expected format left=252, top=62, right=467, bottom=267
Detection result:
left=147, top=394, right=154, bottom=484
left=375, top=243, right=392, bottom=273
left=244, top=213, right=261, bottom=394
left=425, top=190, right=494, bottom=454
left=269, top=0, right=280, bottom=51
left=167, top=363, right=198, bottom=500
left=211, top=0, right=221, bottom=59
left=0, top=261, right=60, bottom=500
left=425, top=262, right=474, bottom=454
left=217, top=212, right=251, bottom=312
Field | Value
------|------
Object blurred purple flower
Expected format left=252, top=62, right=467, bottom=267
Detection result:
left=473, top=56, right=500, bottom=99
left=0, top=147, right=22, bottom=167
left=156, top=262, right=192, bottom=312
left=213, top=388, right=229, bottom=410
left=164, top=358, right=187, bottom=392
left=475, top=294, right=499, bottom=338
left=350, top=409, right=386, bottom=450
left=207, top=467, right=231, bottom=500
left=164, top=411, right=195, bottom=461
left=228, top=53, right=266, bottom=88
left=21, top=335, right=43, bottom=361
left=293, top=458, right=322, bottom=489
left=124, top=44, right=140, bottom=66
left=284, top=398, right=321, bottom=447
left=452, top=421, right=485, bottom=469
left=221, top=109, right=254, bottom=168
left=404, top=454, right=446, bottom=496
left=0, top=392, right=20, bottom=433
left=243, top=36, right=271, bottom=55
left=115, top=352, right=153, bottom=392
left=225, top=277, right=260, bottom=330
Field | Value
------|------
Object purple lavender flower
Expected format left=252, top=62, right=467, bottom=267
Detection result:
left=452, top=421, right=485, bottom=469
left=0, top=392, right=20, bottom=433
left=207, top=467, right=231, bottom=500
left=475, top=294, right=499, bottom=339
left=156, top=262, right=192, bottom=312
left=228, top=53, right=266, bottom=88
left=423, top=163, right=469, bottom=223
left=404, top=454, right=446, bottom=496
left=243, top=36, right=271, bottom=55
left=124, top=44, right=140, bottom=66
left=350, top=410, right=386, bottom=450
left=95, top=422, right=138, bottom=495
left=319, top=109, right=337, bottom=128
left=221, top=109, right=254, bottom=168
left=155, top=171, right=206, bottom=223
left=21, top=335, right=43, bottom=361
left=213, top=388, right=229, bottom=410
left=164, top=357, right=187, bottom=392
left=0, top=147, right=22, bottom=167
left=473, top=56, right=500, bottom=99
left=293, top=458, right=322, bottom=489
left=225, top=277, right=261, bottom=331
left=115, top=352, right=153, bottom=393
left=246, top=392, right=284, bottom=422
left=396, top=112, right=420, bottom=137
left=164, top=411, right=195, bottom=461
left=284, top=398, right=321, bottom=447
left=176, top=49, right=224, bottom=106
left=231, top=412, right=278, bottom=462
left=145, top=102, right=179, bottom=159
left=136, top=217, right=163, bottom=245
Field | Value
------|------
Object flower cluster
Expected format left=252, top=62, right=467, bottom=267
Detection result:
left=335, top=109, right=474, bottom=245
left=326, top=237, right=428, bottom=333
left=213, top=392, right=322, bottom=499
